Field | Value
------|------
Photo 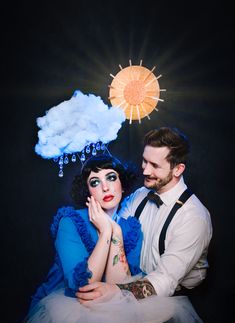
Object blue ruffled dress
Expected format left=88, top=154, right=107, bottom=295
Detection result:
left=25, top=207, right=203, bottom=323
left=28, top=206, right=143, bottom=313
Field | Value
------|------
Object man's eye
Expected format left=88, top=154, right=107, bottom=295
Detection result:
left=106, top=173, right=117, bottom=181
left=89, top=179, right=100, bottom=187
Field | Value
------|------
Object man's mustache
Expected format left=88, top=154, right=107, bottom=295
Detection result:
left=144, top=176, right=158, bottom=180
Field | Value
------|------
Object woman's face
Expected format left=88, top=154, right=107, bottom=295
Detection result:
left=87, top=168, right=123, bottom=214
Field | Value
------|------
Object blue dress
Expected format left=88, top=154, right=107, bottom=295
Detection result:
left=26, top=207, right=202, bottom=323
left=29, top=206, right=143, bottom=312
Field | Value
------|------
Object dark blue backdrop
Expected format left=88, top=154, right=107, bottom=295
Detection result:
left=2, top=1, right=234, bottom=322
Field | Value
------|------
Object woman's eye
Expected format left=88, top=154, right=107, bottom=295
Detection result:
left=89, top=179, right=100, bottom=187
left=106, top=173, right=117, bottom=181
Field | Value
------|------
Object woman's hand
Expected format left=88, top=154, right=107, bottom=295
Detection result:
left=110, top=219, right=122, bottom=236
left=86, top=196, right=112, bottom=234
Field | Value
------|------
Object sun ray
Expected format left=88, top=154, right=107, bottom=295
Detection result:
left=122, top=103, right=129, bottom=111
left=145, top=77, right=157, bottom=87
left=129, top=105, right=133, bottom=124
left=116, top=100, right=126, bottom=108
left=146, top=96, right=164, bottom=102
left=143, top=66, right=156, bottom=82
left=140, top=103, right=151, bottom=120
left=136, top=105, right=141, bottom=124
left=110, top=73, right=127, bottom=86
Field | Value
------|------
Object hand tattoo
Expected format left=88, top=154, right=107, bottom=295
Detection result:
left=117, top=279, right=156, bottom=299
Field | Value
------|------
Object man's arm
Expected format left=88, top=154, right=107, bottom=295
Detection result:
left=117, top=279, right=156, bottom=299
left=76, top=279, right=156, bottom=303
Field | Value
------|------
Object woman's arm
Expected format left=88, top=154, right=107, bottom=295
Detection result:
left=104, top=220, right=131, bottom=284
left=86, top=196, right=112, bottom=283
left=55, top=202, right=112, bottom=294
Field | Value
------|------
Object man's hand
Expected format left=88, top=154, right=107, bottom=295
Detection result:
left=76, top=282, right=120, bottom=304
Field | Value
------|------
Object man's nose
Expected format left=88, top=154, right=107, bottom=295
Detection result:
left=143, top=163, right=152, bottom=175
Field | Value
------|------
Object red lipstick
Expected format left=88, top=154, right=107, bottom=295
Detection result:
left=103, top=195, right=114, bottom=202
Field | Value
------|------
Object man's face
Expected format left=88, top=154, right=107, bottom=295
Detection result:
left=142, top=145, right=175, bottom=193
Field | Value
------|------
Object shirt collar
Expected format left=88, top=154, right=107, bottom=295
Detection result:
left=159, top=176, right=187, bottom=206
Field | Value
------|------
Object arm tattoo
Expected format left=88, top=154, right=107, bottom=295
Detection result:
left=111, top=235, right=130, bottom=275
left=117, top=279, right=156, bottom=299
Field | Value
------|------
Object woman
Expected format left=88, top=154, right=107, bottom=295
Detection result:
left=25, top=154, right=201, bottom=323
left=25, top=154, right=144, bottom=322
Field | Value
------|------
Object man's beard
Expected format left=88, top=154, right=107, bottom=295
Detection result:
left=144, top=170, right=173, bottom=192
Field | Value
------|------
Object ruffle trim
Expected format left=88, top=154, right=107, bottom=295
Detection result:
left=50, top=206, right=96, bottom=255
left=123, top=216, right=141, bottom=255
left=65, top=258, right=92, bottom=297
left=71, top=215, right=96, bottom=254
left=51, top=206, right=75, bottom=238
left=129, top=263, right=142, bottom=275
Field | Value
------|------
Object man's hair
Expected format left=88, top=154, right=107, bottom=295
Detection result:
left=71, top=154, right=138, bottom=208
left=144, top=127, right=190, bottom=168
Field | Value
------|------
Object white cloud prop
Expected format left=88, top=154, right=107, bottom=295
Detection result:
left=35, top=90, right=126, bottom=159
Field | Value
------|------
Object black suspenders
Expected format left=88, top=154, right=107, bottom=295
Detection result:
left=134, top=188, right=192, bottom=255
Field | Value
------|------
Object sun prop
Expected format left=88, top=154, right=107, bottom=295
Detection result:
left=109, top=60, right=166, bottom=124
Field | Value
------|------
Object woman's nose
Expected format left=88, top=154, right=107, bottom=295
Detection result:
left=101, top=181, right=109, bottom=192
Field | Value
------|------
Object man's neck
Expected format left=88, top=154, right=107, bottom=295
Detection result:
left=157, top=176, right=181, bottom=194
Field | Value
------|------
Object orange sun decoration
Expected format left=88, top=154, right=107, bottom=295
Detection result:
left=109, top=60, right=166, bottom=124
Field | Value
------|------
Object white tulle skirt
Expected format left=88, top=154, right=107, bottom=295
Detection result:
left=25, top=287, right=203, bottom=323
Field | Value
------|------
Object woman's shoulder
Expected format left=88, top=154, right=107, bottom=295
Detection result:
left=50, top=206, right=88, bottom=238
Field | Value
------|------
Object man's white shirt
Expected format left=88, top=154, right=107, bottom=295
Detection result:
left=118, top=177, right=212, bottom=296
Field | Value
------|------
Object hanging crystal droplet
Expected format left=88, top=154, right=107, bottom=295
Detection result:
left=86, top=145, right=90, bottom=154
left=71, top=154, right=76, bottom=162
left=64, top=155, right=69, bottom=164
left=101, top=143, right=106, bottom=150
left=81, top=153, right=86, bottom=162
left=53, top=157, right=58, bottom=163
left=59, top=156, right=63, bottom=165
left=92, top=145, right=97, bottom=156
left=59, top=169, right=64, bottom=177
left=96, top=142, right=100, bottom=150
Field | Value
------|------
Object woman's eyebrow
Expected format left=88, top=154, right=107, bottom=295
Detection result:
left=88, top=176, right=99, bottom=181
left=106, top=171, right=116, bottom=175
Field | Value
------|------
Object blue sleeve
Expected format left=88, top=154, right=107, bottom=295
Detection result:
left=118, top=216, right=144, bottom=275
left=55, top=217, right=92, bottom=296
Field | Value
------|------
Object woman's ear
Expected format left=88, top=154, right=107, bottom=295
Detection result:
left=173, top=163, right=185, bottom=177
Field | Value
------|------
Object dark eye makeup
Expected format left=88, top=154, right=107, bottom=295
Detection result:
left=89, top=178, right=100, bottom=188
left=88, top=171, right=118, bottom=188
left=106, top=172, right=117, bottom=181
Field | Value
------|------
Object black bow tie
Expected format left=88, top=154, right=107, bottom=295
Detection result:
left=147, top=191, right=163, bottom=208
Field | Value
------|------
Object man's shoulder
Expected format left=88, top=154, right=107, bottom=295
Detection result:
left=128, top=186, right=149, bottom=202
left=120, top=187, right=149, bottom=213
left=183, top=193, right=211, bottom=224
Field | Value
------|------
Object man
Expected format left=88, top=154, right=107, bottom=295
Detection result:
left=77, top=127, right=212, bottom=303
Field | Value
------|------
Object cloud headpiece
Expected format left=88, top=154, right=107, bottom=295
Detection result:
left=35, top=90, right=126, bottom=177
